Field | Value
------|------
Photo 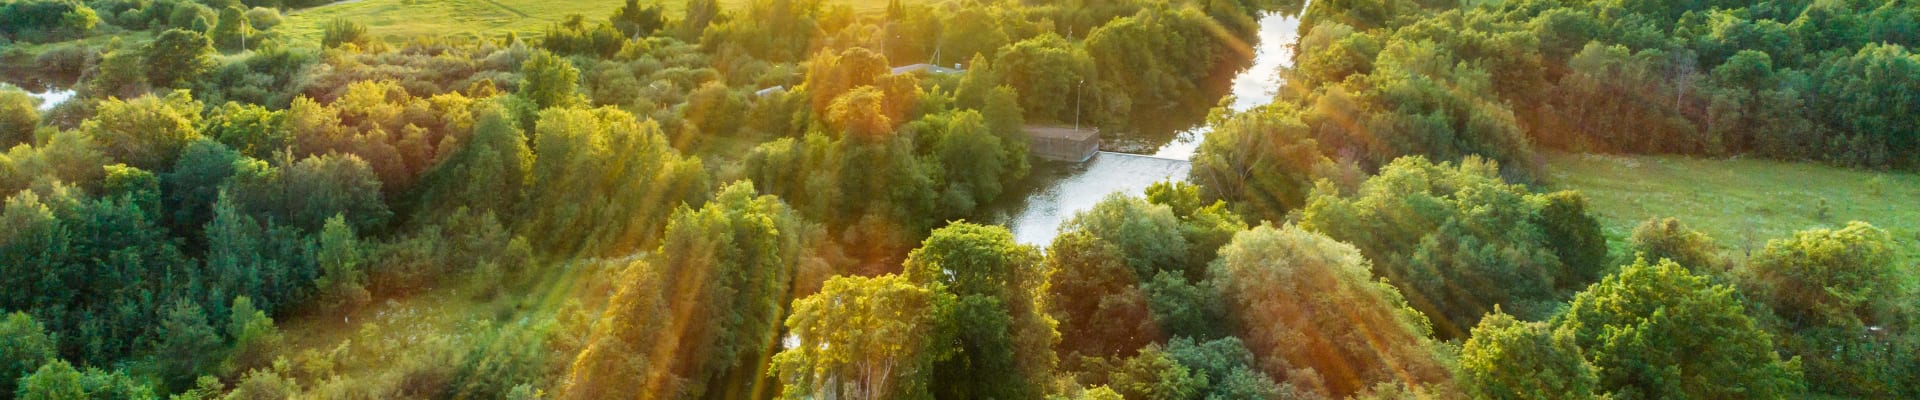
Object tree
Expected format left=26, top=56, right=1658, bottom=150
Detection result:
left=560, top=182, right=807, bottom=398
left=321, top=18, right=367, bottom=49
left=225, top=296, right=283, bottom=374
left=0, top=88, right=37, bottom=147
left=415, top=102, right=531, bottom=218
left=918, top=110, right=1015, bottom=216
left=14, top=359, right=84, bottom=400
left=164, top=140, right=241, bottom=248
left=521, top=107, right=708, bottom=256
left=1108, top=345, right=1206, bottom=400
left=991, top=33, right=1094, bottom=122
left=1190, top=103, right=1339, bottom=223
left=314, top=215, right=369, bottom=311
left=936, top=6, right=1007, bottom=67
left=1556, top=258, right=1804, bottom=399
left=678, top=0, right=720, bottom=39
left=1741, top=222, right=1914, bottom=397
left=1162, top=337, right=1289, bottom=399
left=1, top=312, right=58, bottom=397
left=518, top=50, right=583, bottom=109
left=610, top=0, right=665, bottom=37
left=1812, top=43, right=1920, bottom=168
left=90, top=39, right=150, bottom=100
left=1533, top=191, right=1610, bottom=289
left=1626, top=217, right=1718, bottom=272
left=145, top=28, right=215, bottom=88
left=211, top=6, right=252, bottom=51
left=280, top=154, right=390, bottom=232
left=1459, top=310, right=1599, bottom=400
left=0, top=0, right=98, bottom=43
left=903, top=222, right=1056, bottom=400
left=82, top=90, right=204, bottom=171
left=156, top=299, right=222, bottom=392
left=1209, top=224, right=1451, bottom=398
left=1301, top=156, right=1571, bottom=337
left=771, top=274, right=952, bottom=400
left=1059, top=193, right=1188, bottom=279
left=1045, top=231, right=1159, bottom=362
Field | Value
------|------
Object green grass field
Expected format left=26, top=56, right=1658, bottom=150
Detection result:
left=279, top=0, right=902, bottom=44
left=1546, top=152, right=1920, bottom=260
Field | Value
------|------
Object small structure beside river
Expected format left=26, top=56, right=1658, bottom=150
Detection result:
left=1025, top=125, right=1100, bottom=162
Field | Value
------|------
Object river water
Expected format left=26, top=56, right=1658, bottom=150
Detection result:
left=985, top=10, right=1307, bottom=246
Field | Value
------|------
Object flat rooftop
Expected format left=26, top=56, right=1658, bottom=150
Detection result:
left=1024, top=125, right=1098, bottom=141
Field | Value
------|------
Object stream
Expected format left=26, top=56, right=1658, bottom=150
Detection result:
left=985, top=9, right=1307, bottom=246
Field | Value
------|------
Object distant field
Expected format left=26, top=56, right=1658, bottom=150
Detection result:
left=279, top=0, right=903, bottom=44
left=1547, top=152, right=1920, bottom=260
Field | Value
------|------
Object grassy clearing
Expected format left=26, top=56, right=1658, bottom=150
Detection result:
left=1546, top=152, right=1920, bottom=260
left=278, top=0, right=902, bottom=44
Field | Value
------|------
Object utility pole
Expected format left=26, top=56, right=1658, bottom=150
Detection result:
left=1074, top=79, right=1083, bottom=131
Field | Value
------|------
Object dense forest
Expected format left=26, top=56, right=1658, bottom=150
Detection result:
left=0, top=0, right=1915, bottom=398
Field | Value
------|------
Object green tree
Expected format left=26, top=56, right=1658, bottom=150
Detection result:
left=163, top=140, right=241, bottom=248
left=1190, top=103, right=1340, bottom=222
left=521, top=107, right=708, bottom=256
left=991, top=33, right=1094, bottom=122
left=82, top=90, right=204, bottom=171
left=155, top=299, right=221, bottom=392
left=560, top=182, right=806, bottom=398
left=1209, top=224, right=1450, bottom=398
left=1533, top=191, right=1610, bottom=289
left=0, top=88, right=37, bottom=147
left=609, top=0, right=665, bottom=37
left=90, top=44, right=149, bottom=99
left=904, top=222, right=1056, bottom=400
left=1044, top=231, right=1158, bottom=362
left=1747, top=222, right=1908, bottom=328
left=1459, top=310, right=1599, bottom=400
left=918, top=109, right=1015, bottom=216
left=1060, top=194, right=1188, bottom=279
left=211, top=6, right=252, bottom=51
left=224, top=296, right=283, bottom=374
left=145, top=29, right=215, bottom=88
left=518, top=50, right=583, bottom=110
left=1741, top=222, right=1914, bottom=396
left=1556, top=258, right=1803, bottom=399
left=320, top=18, right=367, bottom=48
left=14, top=359, right=83, bottom=400
left=1163, top=337, right=1288, bottom=399
left=415, top=103, right=531, bottom=218
left=1626, top=217, right=1718, bottom=272
left=771, top=274, right=952, bottom=400
left=1, top=312, right=58, bottom=397
left=1301, top=156, right=1569, bottom=337
left=1108, top=345, right=1206, bottom=400
left=313, top=215, right=368, bottom=311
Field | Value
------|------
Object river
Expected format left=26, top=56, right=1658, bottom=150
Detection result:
left=985, top=9, right=1308, bottom=246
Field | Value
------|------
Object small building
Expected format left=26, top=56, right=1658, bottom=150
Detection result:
left=1025, top=125, right=1100, bottom=162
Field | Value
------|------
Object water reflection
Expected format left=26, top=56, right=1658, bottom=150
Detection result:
left=984, top=153, right=1195, bottom=246
left=986, top=11, right=1308, bottom=247
left=1151, top=11, right=1307, bottom=160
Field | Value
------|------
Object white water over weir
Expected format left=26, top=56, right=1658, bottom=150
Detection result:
left=989, top=10, right=1307, bottom=246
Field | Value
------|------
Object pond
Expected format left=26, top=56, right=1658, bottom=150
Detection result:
left=1, top=83, right=76, bottom=111
left=985, top=9, right=1308, bottom=246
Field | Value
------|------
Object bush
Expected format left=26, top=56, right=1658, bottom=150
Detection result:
left=1626, top=217, right=1719, bottom=272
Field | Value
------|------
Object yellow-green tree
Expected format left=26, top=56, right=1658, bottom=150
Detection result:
left=1210, top=224, right=1451, bottom=398
left=772, top=274, right=951, bottom=399
left=1459, top=310, right=1599, bottom=400
left=1556, top=258, right=1803, bottom=399
left=903, top=222, right=1056, bottom=400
